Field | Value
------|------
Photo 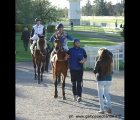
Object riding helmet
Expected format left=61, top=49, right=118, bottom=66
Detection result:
left=35, top=18, right=41, bottom=22
left=56, top=23, right=64, bottom=29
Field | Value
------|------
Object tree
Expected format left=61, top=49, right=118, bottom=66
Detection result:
left=16, top=0, right=65, bottom=25
left=94, top=0, right=108, bottom=16
left=82, top=0, right=93, bottom=16
left=105, top=1, right=114, bottom=16
left=16, top=0, right=32, bottom=24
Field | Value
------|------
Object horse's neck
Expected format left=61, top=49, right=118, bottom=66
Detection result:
left=37, top=39, right=46, bottom=50
left=56, top=51, right=65, bottom=60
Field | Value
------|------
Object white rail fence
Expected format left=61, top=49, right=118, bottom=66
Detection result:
left=83, top=42, right=124, bottom=73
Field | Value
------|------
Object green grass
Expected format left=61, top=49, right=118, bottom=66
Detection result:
left=98, top=33, right=124, bottom=40
left=15, top=35, right=32, bottom=62
left=64, top=26, right=124, bottom=39
left=61, top=16, right=124, bottom=24
left=16, top=31, right=116, bottom=62
left=15, top=31, right=124, bottom=70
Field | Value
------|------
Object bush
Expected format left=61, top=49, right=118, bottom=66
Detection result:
left=15, top=24, right=23, bottom=32
left=47, top=25, right=55, bottom=33
left=15, top=24, right=33, bottom=32
left=26, top=24, right=32, bottom=32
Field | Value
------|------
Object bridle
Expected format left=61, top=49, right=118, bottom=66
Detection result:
left=53, top=33, right=66, bottom=61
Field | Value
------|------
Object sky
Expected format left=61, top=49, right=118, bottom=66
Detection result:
left=49, top=0, right=120, bottom=9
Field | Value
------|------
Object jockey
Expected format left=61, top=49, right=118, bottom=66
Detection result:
left=50, top=23, right=73, bottom=62
left=30, top=18, right=46, bottom=55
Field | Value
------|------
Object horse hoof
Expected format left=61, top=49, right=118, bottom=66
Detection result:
left=54, top=95, right=58, bottom=98
left=63, top=96, right=66, bottom=100
left=38, top=81, right=40, bottom=84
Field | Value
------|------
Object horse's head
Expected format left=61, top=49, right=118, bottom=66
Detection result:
left=53, top=33, right=63, bottom=52
left=37, top=34, right=45, bottom=53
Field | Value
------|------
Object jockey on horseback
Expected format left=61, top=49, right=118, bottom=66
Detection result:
left=30, top=18, right=46, bottom=55
left=49, top=23, right=73, bottom=62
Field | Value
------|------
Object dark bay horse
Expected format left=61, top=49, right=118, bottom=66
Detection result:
left=50, top=34, right=69, bottom=100
left=31, top=34, right=46, bottom=84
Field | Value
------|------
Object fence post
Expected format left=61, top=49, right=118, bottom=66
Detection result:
left=122, top=42, right=125, bottom=65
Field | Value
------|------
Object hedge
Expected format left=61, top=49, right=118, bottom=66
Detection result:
left=47, top=25, right=55, bottom=33
left=15, top=24, right=32, bottom=32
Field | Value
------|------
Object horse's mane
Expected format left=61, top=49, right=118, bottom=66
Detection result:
left=37, top=35, right=46, bottom=50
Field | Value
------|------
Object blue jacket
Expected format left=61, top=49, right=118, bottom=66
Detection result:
left=49, top=32, right=73, bottom=46
left=67, top=47, right=87, bottom=70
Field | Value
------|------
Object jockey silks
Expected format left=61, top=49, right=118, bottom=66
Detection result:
left=50, top=31, right=73, bottom=51
left=30, top=24, right=45, bottom=40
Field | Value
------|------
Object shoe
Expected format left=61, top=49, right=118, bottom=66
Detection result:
left=97, top=110, right=105, bottom=114
left=107, top=107, right=112, bottom=114
left=73, top=95, right=77, bottom=101
left=77, top=96, right=81, bottom=102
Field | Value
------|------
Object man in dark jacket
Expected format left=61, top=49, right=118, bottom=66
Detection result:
left=21, top=27, right=30, bottom=51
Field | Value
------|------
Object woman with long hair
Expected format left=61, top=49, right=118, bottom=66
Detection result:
left=93, top=49, right=114, bottom=114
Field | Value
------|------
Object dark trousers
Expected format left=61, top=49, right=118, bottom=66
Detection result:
left=70, top=70, right=83, bottom=97
left=23, top=40, right=29, bottom=51
left=45, top=56, right=50, bottom=71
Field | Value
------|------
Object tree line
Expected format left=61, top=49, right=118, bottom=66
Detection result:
left=82, top=0, right=124, bottom=16
left=16, top=0, right=125, bottom=25
left=16, top=0, right=65, bottom=24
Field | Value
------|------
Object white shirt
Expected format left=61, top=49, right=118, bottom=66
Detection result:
left=31, top=24, right=44, bottom=40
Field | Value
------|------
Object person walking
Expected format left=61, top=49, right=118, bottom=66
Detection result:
left=93, top=48, right=114, bottom=114
left=21, top=27, right=30, bottom=52
left=65, top=38, right=87, bottom=102
left=96, top=47, right=113, bottom=100
left=70, top=21, right=73, bottom=31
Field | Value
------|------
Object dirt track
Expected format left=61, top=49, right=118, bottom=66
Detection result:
left=16, top=61, right=124, bottom=120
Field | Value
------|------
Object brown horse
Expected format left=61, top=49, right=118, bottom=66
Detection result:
left=31, top=34, right=46, bottom=84
left=50, top=34, right=69, bottom=100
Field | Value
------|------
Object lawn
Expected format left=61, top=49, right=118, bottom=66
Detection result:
left=15, top=30, right=124, bottom=70
left=61, top=16, right=124, bottom=25
left=64, top=26, right=124, bottom=38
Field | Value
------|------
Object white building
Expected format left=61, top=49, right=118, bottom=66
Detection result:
left=67, top=0, right=82, bottom=25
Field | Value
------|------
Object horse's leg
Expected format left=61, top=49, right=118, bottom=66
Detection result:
left=34, top=62, right=37, bottom=79
left=32, top=56, right=37, bottom=79
left=37, top=62, right=41, bottom=84
left=62, top=72, right=66, bottom=100
left=57, top=73, right=61, bottom=84
left=54, top=71, right=58, bottom=98
left=52, top=63, right=55, bottom=84
left=41, top=62, right=45, bottom=81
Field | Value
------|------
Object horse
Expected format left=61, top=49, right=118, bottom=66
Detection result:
left=50, top=33, right=69, bottom=100
left=31, top=34, right=46, bottom=84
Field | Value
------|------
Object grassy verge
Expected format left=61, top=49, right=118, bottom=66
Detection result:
left=15, top=31, right=124, bottom=70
